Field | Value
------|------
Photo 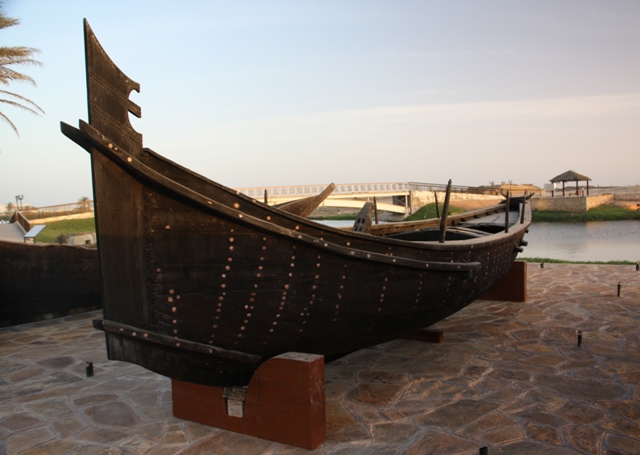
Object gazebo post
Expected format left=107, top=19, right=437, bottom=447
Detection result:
left=586, top=180, right=589, bottom=195
left=562, top=181, right=565, bottom=197
left=576, top=180, right=579, bottom=196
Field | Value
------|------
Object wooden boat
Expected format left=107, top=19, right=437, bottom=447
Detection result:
left=0, top=239, right=101, bottom=327
left=272, top=183, right=335, bottom=217
left=61, top=21, right=530, bottom=387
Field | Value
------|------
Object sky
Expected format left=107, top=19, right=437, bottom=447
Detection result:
left=1, top=0, right=639, bottom=208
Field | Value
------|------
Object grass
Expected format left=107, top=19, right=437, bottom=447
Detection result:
left=404, top=202, right=465, bottom=221
left=532, top=205, right=640, bottom=222
left=34, top=218, right=96, bottom=244
left=309, top=214, right=357, bottom=221
left=519, top=257, right=637, bottom=265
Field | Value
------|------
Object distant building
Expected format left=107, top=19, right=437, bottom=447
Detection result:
left=471, top=183, right=542, bottom=197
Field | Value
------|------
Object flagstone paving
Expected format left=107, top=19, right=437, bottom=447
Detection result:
left=0, top=264, right=639, bottom=454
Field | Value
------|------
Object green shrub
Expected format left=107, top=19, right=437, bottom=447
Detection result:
left=309, top=214, right=357, bottom=221
left=519, top=257, right=635, bottom=265
left=404, top=203, right=464, bottom=221
left=532, top=205, right=640, bottom=222
left=35, top=218, right=96, bottom=244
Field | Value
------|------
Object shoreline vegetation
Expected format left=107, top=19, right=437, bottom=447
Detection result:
left=531, top=205, right=640, bottom=222
left=518, top=257, right=636, bottom=266
left=33, top=218, right=95, bottom=244
left=313, top=202, right=640, bottom=222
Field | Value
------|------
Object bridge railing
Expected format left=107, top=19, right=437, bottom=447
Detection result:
left=408, top=182, right=470, bottom=193
left=238, top=185, right=334, bottom=200
left=19, top=201, right=95, bottom=221
left=237, top=181, right=471, bottom=199
left=332, top=182, right=410, bottom=195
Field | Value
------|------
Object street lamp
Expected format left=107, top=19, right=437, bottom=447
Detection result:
left=15, top=194, right=24, bottom=210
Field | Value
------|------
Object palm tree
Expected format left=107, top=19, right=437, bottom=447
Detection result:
left=78, top=196, right=91, bottom=212
left=0, top=5, right=44, bottom=136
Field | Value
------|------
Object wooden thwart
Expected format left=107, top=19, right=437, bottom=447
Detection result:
left=172, top=352, right=326, bottom=450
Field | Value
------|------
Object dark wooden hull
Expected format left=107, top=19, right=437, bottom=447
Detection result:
left=60, top=21, right=531, bottom=387
left=0, top=240, right=101, bottom=327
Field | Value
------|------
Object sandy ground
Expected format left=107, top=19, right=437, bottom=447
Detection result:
left=448, top=199, right=500, bottom=211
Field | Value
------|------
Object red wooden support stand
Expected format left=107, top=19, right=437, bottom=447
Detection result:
left=481, top=260, right=527, bottom=302
left=172, top=352, right=326, bottom=450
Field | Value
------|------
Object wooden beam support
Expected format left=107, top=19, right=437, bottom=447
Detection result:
left=481, top=260, right=527, bottom=302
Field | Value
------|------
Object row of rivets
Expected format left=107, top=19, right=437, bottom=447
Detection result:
left=332, top=268, right=347, bottom=323
left=415, top=275, right=423, bottom=306
left=118, top=327, right=149, bottom=339
left=300, top=255, right=324, bottom=332
left=377, top=277, right=388, bottom=312
left=209, top=237, right=234, bottom=342
left=169, top=290, right=176, bottom=334
left=281, top=246, right=294, bottom=323
left=166, top=287, right=181, bottom=336
left=409, top=274, right=424, bottom=318
left=238, top=237, right=268, bottom=342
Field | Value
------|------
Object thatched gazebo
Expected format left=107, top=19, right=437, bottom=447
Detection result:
left=550, top=170, right=591, bottom=197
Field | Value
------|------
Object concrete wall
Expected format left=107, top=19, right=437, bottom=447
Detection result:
left=410, top=190, right=502, bottom=213
left=586, top=194, right=616, bottom=210
left=614, top=192, right=640, bottom=201
left=529, top=194, right=614, bottom=212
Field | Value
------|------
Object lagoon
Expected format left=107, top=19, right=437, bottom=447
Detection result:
left=322, top=219, right=640, bottom=263
left=519, top=220, right=640, bottom=262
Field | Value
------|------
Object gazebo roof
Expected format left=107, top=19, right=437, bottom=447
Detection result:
left=550, top=170, right=591, bottom=183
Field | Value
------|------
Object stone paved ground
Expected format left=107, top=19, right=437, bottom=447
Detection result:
left=0, top=264, right=639, bottom=454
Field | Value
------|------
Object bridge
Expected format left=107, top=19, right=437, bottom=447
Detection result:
left=236, top=182, right=471, bottom=214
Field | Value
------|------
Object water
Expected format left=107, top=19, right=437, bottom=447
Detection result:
left=320, top=219, right=640, bottom=263
left=320, top=220, right=359, bottom=228
left=520, top=220, right=640, bottom=262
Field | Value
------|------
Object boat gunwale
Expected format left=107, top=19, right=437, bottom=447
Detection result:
left=139, top=145, right=531, bottom=249
left=66, top=119, right=531, bottom=255
left=71, top=120, right=486, bottom=274
left=60, top=119, right=530, bottom=253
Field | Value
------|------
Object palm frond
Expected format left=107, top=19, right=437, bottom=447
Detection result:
left=0, top=110, right=19, bottom=135
left=0, top=16, right=19, bottom=31
left=0, top=6, right=44, bottom=138
left=0, top=67, right=38, bottom=85
left=0, top=45, right=41, bottom=61
left=0, top=89, right=45, bottom=114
